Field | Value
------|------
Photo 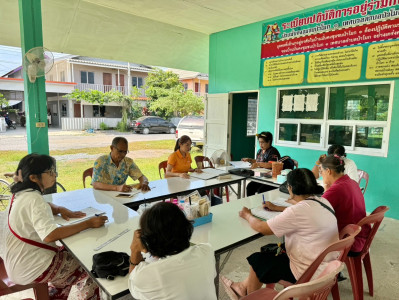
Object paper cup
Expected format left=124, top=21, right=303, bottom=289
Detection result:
left=272, top=162, right=284, bottom=178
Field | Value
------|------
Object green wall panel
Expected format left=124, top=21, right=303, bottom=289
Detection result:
left=209, top=1, right=399, bottom=219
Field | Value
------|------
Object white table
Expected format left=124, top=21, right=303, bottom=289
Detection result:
left=191, top=189, right=290, bottom=294
left=102, top=175, right=244, bottom=208
left=45, top=188, right=288, bottom=299
left=44, top=189, right=139, bottom=300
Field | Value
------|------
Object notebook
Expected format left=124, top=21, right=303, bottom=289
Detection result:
left=54, top=207, right=106, bottom=226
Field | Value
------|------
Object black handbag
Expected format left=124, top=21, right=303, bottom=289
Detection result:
left=279, top=181, right=289, bottom=194
left=228, top=168, right=255, bottom=178
left=91, top=251, right=130, bottom=280
left=261, top=243, right=286, bottom=256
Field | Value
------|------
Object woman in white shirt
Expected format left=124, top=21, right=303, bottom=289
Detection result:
left=312, top=144, right=359, bottom=182
left=128, top=202, right=217, bottom=300
left=4, top=154, right=108, bottom=299
left=221, top=168, right=339, bottom=298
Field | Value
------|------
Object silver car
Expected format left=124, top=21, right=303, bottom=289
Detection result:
left=176, top=116, right=204, bottom=148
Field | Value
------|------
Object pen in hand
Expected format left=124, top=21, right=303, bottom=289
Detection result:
left=262, top=195, right=271, bottom=211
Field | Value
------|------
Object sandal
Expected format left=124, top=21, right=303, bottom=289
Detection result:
left=220, top=276, right=242, bottom=300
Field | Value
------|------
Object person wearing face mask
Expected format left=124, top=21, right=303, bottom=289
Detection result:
left=92, top=136, right=150, bottom=192
left=242, top=131, right=281, bottom=196
left=4, top=154, right=108, bottom=299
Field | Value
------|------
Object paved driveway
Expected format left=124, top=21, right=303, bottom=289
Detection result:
left=0, top=127, right=175, bottom=151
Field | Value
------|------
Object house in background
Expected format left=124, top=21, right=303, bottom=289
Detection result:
left=168, top=68, right=208, bottom=97
left=1, top=56, right=153, bottom=130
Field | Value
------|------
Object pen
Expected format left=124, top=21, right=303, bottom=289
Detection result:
left=95, top=213, right=106, bottom=217
left=262, top=194, right=265, bottom=204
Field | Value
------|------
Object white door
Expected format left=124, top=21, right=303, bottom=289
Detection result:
left=204, top=93, right=231, bottom=158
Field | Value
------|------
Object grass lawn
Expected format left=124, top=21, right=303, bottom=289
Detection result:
left=0, top=140, right=203, bottom=209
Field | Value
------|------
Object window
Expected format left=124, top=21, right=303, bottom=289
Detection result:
left=132, top=76, right=143, bottom=88
left=183, top=83, right=188, bottom=91
left=205, top=84, right=208, bottom=94
left=247, top=98, right=258, bottom=136
left=81, top=71, right=94, bottom=84
left=61, top=103, right=67, bottom=117
left=275, top=82, right=393, bottom=156
left=195, top=82, right=199, bottom=93
left=93, top=105, right=105, bottom=117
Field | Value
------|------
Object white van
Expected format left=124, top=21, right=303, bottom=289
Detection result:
left=176, top=116, right=204, bottom=148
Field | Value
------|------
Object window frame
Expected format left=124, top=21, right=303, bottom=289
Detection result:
left=274, top=81, right=394, bottom=157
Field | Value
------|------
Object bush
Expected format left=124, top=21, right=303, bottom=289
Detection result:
left=99, top=122, right=108, bottom=130
left=116, top=121, right=128, bottom=132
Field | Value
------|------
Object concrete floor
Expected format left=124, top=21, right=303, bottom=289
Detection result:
left=218, top=216, right=399, bottom=300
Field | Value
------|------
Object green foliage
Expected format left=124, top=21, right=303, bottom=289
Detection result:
left=144, top=68, right=204, bottom=118
left=99, top=122, right=108, bottom=130
left=0, top=93, right=9, bottom=108
left=116, top=121, right=128, bottom=132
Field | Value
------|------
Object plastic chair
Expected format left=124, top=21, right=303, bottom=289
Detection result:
left=158, top=160, right=168, bottom=179
left=0, top=258, right=50, bottom=299
left=242, top=261, right=344, bottom=300
left=267, top=224, right=361, bottom=300
left=195, top=155, right=230, bottom=202
left=83, top=167, right=94, bottom=188
left=357, top=169, right=369, bottom=195
left=344, top=206, right=389, bottom=300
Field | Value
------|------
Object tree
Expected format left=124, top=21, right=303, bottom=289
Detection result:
left=144, top=68, right=204, bottom=118
left=0, top=93, right=9, bottom=108
left=65, top=89, right=140, bottom=131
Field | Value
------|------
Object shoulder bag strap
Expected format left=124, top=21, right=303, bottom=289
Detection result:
left=305, top=197, right=335, bottom=216
left=8, top=194, right=58, bottom=253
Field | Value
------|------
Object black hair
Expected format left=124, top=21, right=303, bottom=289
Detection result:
left=327, top=144, right=346, bottom=157
left=320, top=155, right=345, bottom=174
left=10, top=154, right=55, bottom=194
left=112, top=137, right=128, bottom=147
left=174, top=135, right=192, bottom=152
left=257, top=131, right=273, bottom=145
left=286, top=168, right=324, bottom=195
left=139, top=202, right=193, bottom=258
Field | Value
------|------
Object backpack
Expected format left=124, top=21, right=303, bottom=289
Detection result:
left=91, top=251, right=130, bottom=280
left=280, top=156, right=296, bottom=170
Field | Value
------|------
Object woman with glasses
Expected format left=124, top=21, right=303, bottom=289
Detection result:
left=319, top=155, right=369, bottom=256
left=165, top=135, right=202, bottom=179
left=242, top=131, right=281, bottom=196
left=4, top=154, right=108, bottom=299
left=221, top=168, right=338, bottom=298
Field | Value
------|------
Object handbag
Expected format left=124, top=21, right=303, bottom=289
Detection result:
left=261, top=242, right=286, bottom=256
left=228, top=168, right=254, bottom=178
left=91, top=251, right=130, bottom=280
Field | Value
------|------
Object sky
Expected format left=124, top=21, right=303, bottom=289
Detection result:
left=0, top=45, right=69, bottom=76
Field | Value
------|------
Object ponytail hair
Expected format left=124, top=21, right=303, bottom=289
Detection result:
left=320, top=154, right=345, bottom=174
left=286, top=168, right=324, bottom=196
left=174, top=135, right=192, bottom=152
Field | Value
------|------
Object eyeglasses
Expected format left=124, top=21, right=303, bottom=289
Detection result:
left=114, top=147, right=129, bottom=155
left=43, top=168, right=58, bottom=177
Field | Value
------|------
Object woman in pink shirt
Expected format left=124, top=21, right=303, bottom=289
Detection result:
left=319, top=155, right=370, bottom=255
left=221, top=168, right=338, bottom=298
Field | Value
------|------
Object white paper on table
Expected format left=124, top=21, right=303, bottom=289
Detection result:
left=189, top=168, right=229, bottom=180
left=282, top=95, right=293, bottom=112
left=229, top=161, right=251, bottom=168
left=293, top=94, right=305, bottom=111
left=54, top=207, right=106, bottom=226
left=306, top=94, right=319, bottom=111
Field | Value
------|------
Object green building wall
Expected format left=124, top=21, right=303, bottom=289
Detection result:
left=208, top=2, right=399, bottom=219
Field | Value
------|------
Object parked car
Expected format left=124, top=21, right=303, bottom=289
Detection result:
left=176, top=116, right=204, bottom=148
left=131, top=116, right=176, bottom=134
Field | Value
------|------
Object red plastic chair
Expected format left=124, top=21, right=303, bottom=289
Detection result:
left=195, top=155, right=230, bottom=202
left=344, top=206, right=389, bottom=300
left=158, top=160, right=168, bottom=179
left=242, top=261, right=344, bottom=300
left=357, top=169, right=369, bottom=195
left=0, top=258, right=50, bottom=299
left=82, top=167, right=93, bottom=188
left=265, top=224, right=361, bottom=300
